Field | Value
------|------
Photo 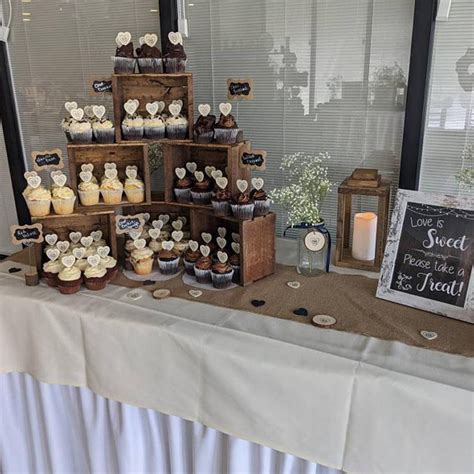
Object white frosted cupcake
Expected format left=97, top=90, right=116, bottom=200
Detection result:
left=166, top=114, right=188, bottom=140
left=24, top=186, right=51, bottom=217
left=69, top=120, right=93, bottom=144
left=144, top=115, right=166, bottom=139
left=78, top=180, right=100, bottom=206
left=124, top=176, right=145, bottom=203
left=51, top=186, right=76, bottom=215
left=93, top=119, right=115, bottom=143
left=122, top=115, right=144, bottom=140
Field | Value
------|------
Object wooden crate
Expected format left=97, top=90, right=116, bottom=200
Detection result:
left=162, top=141, right=251, bottom=203
left=112, top=73, right=194, bottom=142
left=31, top=211, right=117, bottom=270
left=67, top=143, right=151, bottom=210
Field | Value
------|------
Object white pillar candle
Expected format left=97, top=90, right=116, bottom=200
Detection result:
left=352, top=212, right=378, bottom=261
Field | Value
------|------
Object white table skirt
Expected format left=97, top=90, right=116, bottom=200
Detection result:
left=0, top=265, right=473, bottom=473
left=0, top=372, right=339, bottom=474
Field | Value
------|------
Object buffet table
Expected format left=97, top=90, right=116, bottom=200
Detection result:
left=0, top=260, right=473, bottom=474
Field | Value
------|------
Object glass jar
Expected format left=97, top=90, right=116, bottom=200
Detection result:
left=294, top=222, right=331, bottom=277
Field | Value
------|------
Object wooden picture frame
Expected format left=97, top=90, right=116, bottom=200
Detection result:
left=239, top=148, right=266, bottom=171
left=376, top=190, right=474, bottom=323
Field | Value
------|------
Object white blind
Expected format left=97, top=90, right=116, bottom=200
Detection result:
left=185, top=0, right=415, bottom=236
left=419, top=0, right=474, bottom=196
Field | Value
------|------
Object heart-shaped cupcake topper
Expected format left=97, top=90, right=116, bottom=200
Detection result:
left=151, top=219, right=164, bottom=230
left=211, top=170, right=223, bottom=179
left=162, top=240, right=175, bottom=251
left=231, top=242, right=240, bottom=254
left=236, top=179, right=249, bottom=193
left=26, top=175, right=41, bottom=189
left=80, top=236, right=93, bottom=248
left=217, top=227, right=227, bottom=238
left=56, top=241, right=70, bottom=253
left=84, top=106, right=95, bottom=119
left=171, top=230, right=183, bottom=242
left=148, top=228, right=161, bottom=240
left=52, top=172, right=67, bottom=188
left=216, top=237, right=227, bottom=249
left=81, top=163, right=94, bottom=173
left=46, top=248, right=60, bottom=262
left=142, top=213, right=150, bottom=223
left=172, top=99, right=183, bottom=108
left=45, top=234, right=58, bottom=246
left=70, top=108, right=84, bottom=121
left=129, top=230, right=141, bottom=241
left=61, top=255, right=76, bottom=268
left=72, top=247, right=86, bottom=260
left=157, top=101, right=165, bottom=113
left=133, top=238, right=146, bottom=250
left=97, top=246, right=110, bottom=258
left=231, top=232, right=240, bottom=243
left=171, top=220, right=183, bottom=231
left=176, top=32, right=183, bottom=44
left=201, top=232, right=212, bottom=244
left=125, top=165, right=138, bottom=180
left=64, top=101, right=78, bottom=114
left=177, top=216, right=187, bottom=225
left=146, top=101, right=159, bottom=117
left=198, top=104, right=211, bottom=117
left=50, top=170, right=63, bottom=178
left=168, top=103, right=182, bottom=117
left=186, top=162, right=197, bottom=174
left=200, top=245, right=210, bottom=257
left=194, top=171, right=204, bottom=183
left=79, top=171, right=92, bottom=183
left=175, top=168, right=186, bottom=180
left=144, top=33, right=158, bottom=47
left=215, top=177, right=228, bottom=190
left=104, top=168, right=118, bottom=180
left=217, top=251, right=228, bottom=264
left=116, top=31, right=132, bottom=46
left=69, top=232, right=82, bottom=244
left=219, top=102, right=232, bottom=116
left=158, top=214, right=170, bottom=225
left=24, top=171, right=38, bottom=180
left=90, top=230, right=102, bottom=242
left=252, top=177, right=264, bottom=190
left=87, top=254, right=101, bottom=267
left=168, top=31, right=181, bottom=46
left=204, top=166, right=216, bottom=177
left=188, top=240, right=199, bottom=252
left=138, top=36, right=145, bottom=46
left=124, top=99, right=139, bottom=115
left=92, top=105, right=106, bottom=120
left=104, top=162, right=117, bottom=170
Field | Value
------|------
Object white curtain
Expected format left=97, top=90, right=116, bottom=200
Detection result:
left=0, top=372, right=341, bottom=474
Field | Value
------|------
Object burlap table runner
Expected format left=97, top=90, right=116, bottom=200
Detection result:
left=8, top=252, right=474, bottom=357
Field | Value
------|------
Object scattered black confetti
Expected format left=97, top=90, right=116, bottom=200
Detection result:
left=251, top=299, right=265, bottom=308
left=8, top=267, right=22, bottom=274
left=142, top=280, right=155, bottom=286
left=293, top=307, right=308, bottom=317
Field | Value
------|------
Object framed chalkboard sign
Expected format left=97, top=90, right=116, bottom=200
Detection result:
left=90, top=77, right=113, bottom=95
left=32, top=149, right=64, bottom=171
left=377, top=190, right=473, bottom=323
left=227, top=78, right=254, bottom=100
left=115, top=214, right=145, bottom=235
left=239, top=149, right=266, bottom=170
left=10, top=223, right=44, bottom=245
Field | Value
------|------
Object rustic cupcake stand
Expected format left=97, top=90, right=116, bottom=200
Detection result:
left=32, top=72, right=276, bottom=286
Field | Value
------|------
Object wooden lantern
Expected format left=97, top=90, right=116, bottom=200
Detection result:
left=335, top=168, right=391, bottom=271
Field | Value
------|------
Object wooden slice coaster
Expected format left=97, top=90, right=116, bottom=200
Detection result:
left=311, top=314, right=337, bottom=328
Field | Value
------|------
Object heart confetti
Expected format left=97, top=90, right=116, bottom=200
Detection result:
left=189, top=289, right=202, bottom=298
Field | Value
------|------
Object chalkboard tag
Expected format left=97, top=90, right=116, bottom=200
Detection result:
left=90, top=77, right=113, bottom=95
left=240, top=149, right=266, bottom=170
left=227, top=78, right=254, bottom=100
left=32, top=149, right=64, bottom=171
left=115, top=214, right=145, bottom=235
left=10, top=223, right=44, bottom=245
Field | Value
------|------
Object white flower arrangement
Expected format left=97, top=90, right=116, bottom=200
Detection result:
left=269, top=152, right=332, bottom=226
left=455, top=144, right=474, bottom=190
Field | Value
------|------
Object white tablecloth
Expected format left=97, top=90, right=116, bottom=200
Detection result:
left=0, top=265, right=473, bottom=473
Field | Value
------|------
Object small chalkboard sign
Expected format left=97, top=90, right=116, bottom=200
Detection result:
left=32, top=149, right=64, bottom=171
left=227, top=78, right=254, bottom=100
left=240, top=149, right=266, bottom=170
left=90, top=77, right=113, bottom=95
left=377, top=190, right=473, bottom=324
left=115, top=214, right=145, bottom=235
left=10, top=223, right=44, bottom=245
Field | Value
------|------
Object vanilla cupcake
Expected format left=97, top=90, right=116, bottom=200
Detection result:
left=122, top=100, right=144, bottom=140
left=166, top=102, right=188, bottom=139
left=144, top=114, right=166, bottom=140
left=57, top=265, right=82, bottom=295
left=100, top=168, right=123, bottom=205
left=84, top=264, right=108, bottom=291
left=70, top=119, right=93, bottom=144
left=51, top=186, right=76, bottom=215
left=24, top=186, right=51, bottom=217
left=42, top=259, right=63, bottom=287
left=130, top=246, right=154, bottom=275
left=92, top=119, right=115, bottom=144
left=124, top=175, right=145, bottom=204
left=78, top=180, right=100, bottom=206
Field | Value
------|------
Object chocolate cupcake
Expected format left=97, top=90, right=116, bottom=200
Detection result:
left=191, top=171, right=212, bottom=205
left=211, top=176, right=231, bottom=216
left=211, top=253, right=234, bottom=289
left=158, top=242, right=180, bottom=274
left=194, top=245, right=212, bottom=283
left=136, top=35, right=163, bottom=73
left=174, top=177, right=193, bottom=203
left=193, top=104, right=216, bottom=143
left=164, top=32, right=187, bottom=73
left=229, top=253, right=241, bottom=284
left=183, top=241, right=200, bottom=275
left=113, top=32, right=136, bottom=74
left=214, top=103, right=240, bottom=144
left=250, top=178, right=271, bottom=216
left=231, top=181, right=255, bottom=220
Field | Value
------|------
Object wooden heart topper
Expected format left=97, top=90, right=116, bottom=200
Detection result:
left=32, top=149, right=64, bottom=172
left=124, top=99, right=139, bottom=115
left=64, top=101, right=78, bottom=113
left=143, top=33, right=158, bottom=47
left=198, top=104, right=211, bottom=116
left=116, top=31, right=131, bottom=46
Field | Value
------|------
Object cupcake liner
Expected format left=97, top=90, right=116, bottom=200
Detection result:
left=132, top=258, right=153, bottom=275
left=93, top=128, right=115, bottom=144
left=191, top=191, right=213, bottom=205
left=138, top=57, right=163, bottom=73
left=231, top=265, right=241, bottom=284
left=166, top=124, right=188, bottom=140
left=70, top=129, right=93, bottom=144
left=26, top=199, right=51, bottom=217
left=164, top=58, right=187, bottom=73
left=231, top=203, right=255, bottom=220
left=101, top=189, right=123, bottom=205
left=211, top=270, right=234, bottom=289
left=194, top=267, right=212, bottom=284
left=78, top=189, right=100, bottom=207
left=84, top=276, right=108, bottom=291
left=125, top=188, right=145, bottom=204
left=253, top=198, right=271, bottom=216
left=57, top=278, right=82, bottom=295
left=64, top=130, right=72, bottom=142
left=113, top=56, right=136, bottom=74
left=144, top=125, right=166, bottom=140
left=42, top=272, right=58, bottom=287
left=184, top=260, right=196, bottom=276
left=106, top=265, right=119, bottom=281
left=52, top=196, right=76, bottom=215
left=214, top=128, right=239, bottom=144
left=174, top=187, right=192, bottom=203
left=158, top=257, right=180, bottom=275
left=122, top=125, right=144, bottom=140
left=194, top=131, right=214, bottom=144
left=211, top=200, right=231, bottom=216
